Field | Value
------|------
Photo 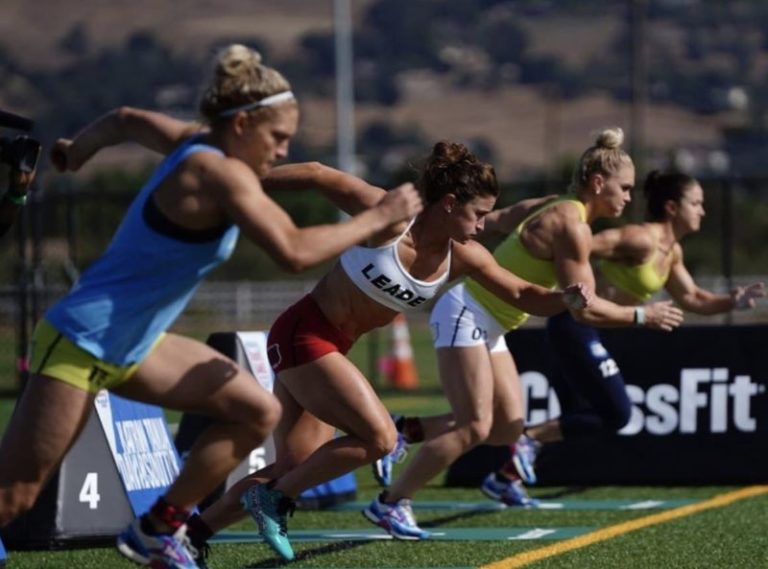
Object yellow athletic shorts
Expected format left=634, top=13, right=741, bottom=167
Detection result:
left=29, top=320, right=165, bottom=394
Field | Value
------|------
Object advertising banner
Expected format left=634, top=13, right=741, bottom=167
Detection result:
left=447, top=325, right=768, bottom=485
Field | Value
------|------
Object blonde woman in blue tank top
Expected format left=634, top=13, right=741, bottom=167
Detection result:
left=364, top=129, right=693, bottom=539
left=501, top=171, right=766, bottom=489
left=182, top=142, right=592, bottom=561
left=0, top=45, right=423, bottom=569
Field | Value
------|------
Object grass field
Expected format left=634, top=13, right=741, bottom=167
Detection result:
left=1, top=324, right=767, bottom=568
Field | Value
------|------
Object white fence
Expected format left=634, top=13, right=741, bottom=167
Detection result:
left=2, top=276, right=768, bottom=333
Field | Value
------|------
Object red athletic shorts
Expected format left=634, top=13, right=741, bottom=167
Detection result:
left=267, top=294, right=354, bottom=373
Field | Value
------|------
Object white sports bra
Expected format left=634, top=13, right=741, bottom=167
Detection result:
left=339, top=218, right=451, bottom=312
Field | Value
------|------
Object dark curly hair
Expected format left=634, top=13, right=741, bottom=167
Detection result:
left=418, top=141, right=499, bottom=205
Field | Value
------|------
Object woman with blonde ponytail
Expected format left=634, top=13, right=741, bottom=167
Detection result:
left=364, top=128, right=687, bottom=540
left=0, top=44, right=422, bottom=569
left=501, top=170, right=765, bottom=485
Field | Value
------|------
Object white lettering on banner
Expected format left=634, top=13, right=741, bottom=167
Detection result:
left=143, top=418, right=173, bottom=450
left=521, top=371, right=561, bottom=425
left=115, top=452, right=179, bottom=491
left=117, top=421, right=151, bottom=454
left=522, top=368, right=763, bottom=436
left=114, top=418, right=180, bottom=490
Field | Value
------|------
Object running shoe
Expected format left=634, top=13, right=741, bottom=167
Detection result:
left=192, top=543, right=210, bottom=569
left=373, top=430, right=408, bottom=487
left=116, top=518, right=200, bottom=568
left=480, top=473, right=539, bottom=508
left=241, top=484, right=295, bottom=561
left=363, top=495, right=430, bottom=540
left=511, top=434, right=540, bottom=485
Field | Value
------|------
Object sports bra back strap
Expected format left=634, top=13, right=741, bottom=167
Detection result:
left=393, top=216, right=418, bottom=244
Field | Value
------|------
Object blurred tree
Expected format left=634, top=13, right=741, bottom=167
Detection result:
left=58, top=22, right=90, bottom=58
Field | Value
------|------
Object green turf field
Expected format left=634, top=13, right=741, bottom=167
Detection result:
left=1, top=324, right=767, bottom=568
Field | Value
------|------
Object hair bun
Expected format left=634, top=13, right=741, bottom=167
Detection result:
left=431, top=141, right=472, bottom=168
left=216, top=44, right=263, bottom=77
left=595, top=127, right=624, bottom=150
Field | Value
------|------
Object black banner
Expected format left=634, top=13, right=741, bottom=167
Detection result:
left=447, top=325, right=768, bottom=486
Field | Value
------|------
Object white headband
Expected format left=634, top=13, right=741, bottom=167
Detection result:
left=219, top=91, right=295, bottom=117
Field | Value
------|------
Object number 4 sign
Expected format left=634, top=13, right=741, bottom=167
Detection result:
left=0, top=392, right=180, bottom=548
left=78, top=473, right=101, bottom=510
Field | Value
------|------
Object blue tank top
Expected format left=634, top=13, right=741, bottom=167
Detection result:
left=46, top=138, right=240, bottom=365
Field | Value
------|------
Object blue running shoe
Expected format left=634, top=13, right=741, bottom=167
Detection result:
left=373, top=431, right=408, bottom=487
left=116, top=518, right=200, bottom=568
left=511, top=434, right=540, bottom=485
left=241, top=484, right=295, bottom=561
left=363, top=495, right=430, bottom=540
left=480, top=473, right=538, bottom=508
left=116, top=518, right=151, bottom=565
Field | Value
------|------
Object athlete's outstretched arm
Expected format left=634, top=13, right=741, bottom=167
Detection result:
left=591, top=225, right=654, bottom=263
left=553, top=221, right=683, bottom=331
left=209, top=157, right=422, bottom=272
left=262, top=162, right=386, bottom=215
left=50, top=107, right=202, bottom=172
left=452, top=240, right=591, bottom=316
left=665, top=249, right=765, bottom=314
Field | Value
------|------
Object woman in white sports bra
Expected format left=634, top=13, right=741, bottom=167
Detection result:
left=187, top=141, right=591, bottom=561
left=363, top=128, right=689, bottom=540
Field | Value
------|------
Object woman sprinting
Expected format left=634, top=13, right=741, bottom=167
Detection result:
left=366, top=128, right=686, bottom=540
left=0, top=44, right=420, bottom=569
left=499, top=170, right=765, bottom=489
left=182, top=141, right=591, bottom=562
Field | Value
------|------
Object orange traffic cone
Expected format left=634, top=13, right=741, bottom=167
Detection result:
left=382, top=314, right=420, bottom=390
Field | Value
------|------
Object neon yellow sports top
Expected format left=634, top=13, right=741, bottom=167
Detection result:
left=598, top=244, right=670, bottom=303
left=464, top=197, right=587, bottom=330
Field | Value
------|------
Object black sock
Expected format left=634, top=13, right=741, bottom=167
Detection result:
left=402, top=417, right=425, bottom=443
left=140, top=514, right=158, bottom=536
left=186, top=513, right=213, bottom=549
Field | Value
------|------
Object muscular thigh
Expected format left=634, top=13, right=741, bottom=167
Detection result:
left=277, top=353, right=391, bottom=441
left=115, top=333, right=274, bottom=419
left=0, top=375, right=94, bottom=481
left=272, top=380, right=336, bottom=466
left=436, top=345, right=495, bottom=425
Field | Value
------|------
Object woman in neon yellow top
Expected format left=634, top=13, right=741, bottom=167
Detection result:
left=500, top=170, right=765, bottom=497
left=596, top=170, right=764, bottom=310
left=364, top=128, right=686, bottom=538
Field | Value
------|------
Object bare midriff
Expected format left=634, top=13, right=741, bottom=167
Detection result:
left=310, top=262, right=400, bottom=341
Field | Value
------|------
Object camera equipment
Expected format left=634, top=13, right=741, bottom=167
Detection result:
left=0, top=108, right=41, bottom=173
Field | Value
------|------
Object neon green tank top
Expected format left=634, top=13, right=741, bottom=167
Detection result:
left=598, top=245, right=670, bottom=303
left=464, top=197, right=587, bottom=330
